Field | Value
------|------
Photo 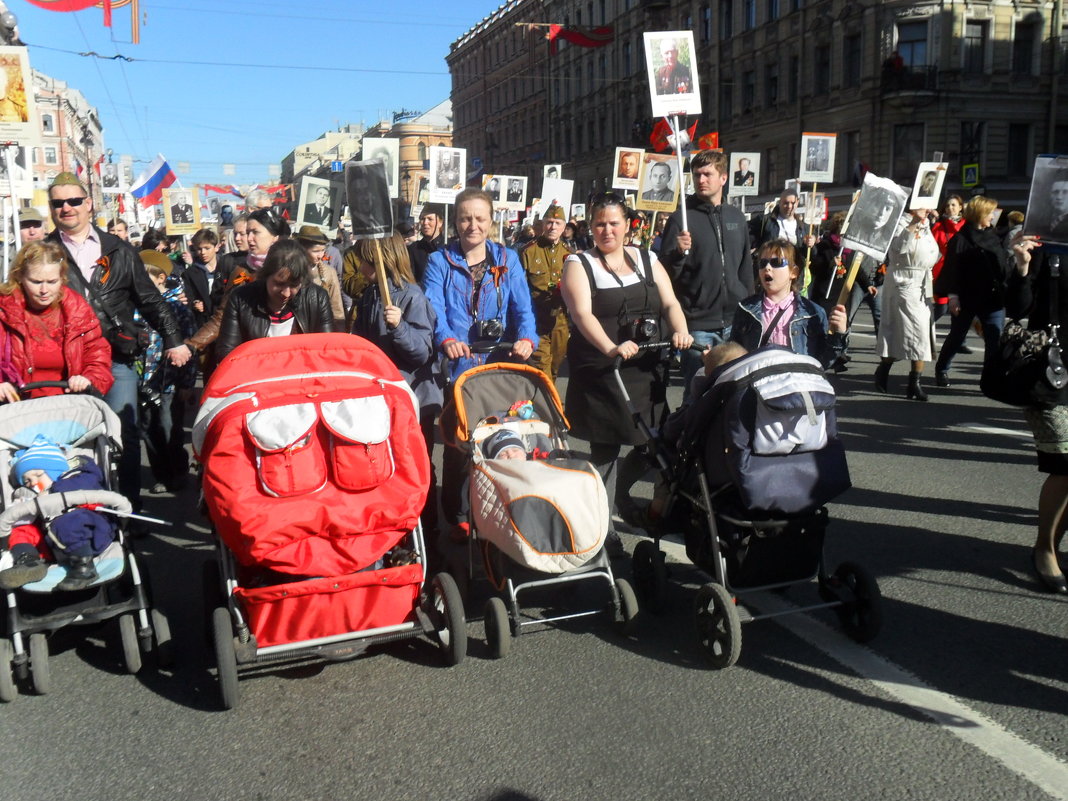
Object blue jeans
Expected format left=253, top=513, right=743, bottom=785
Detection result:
left=935, top=307, right=1005, bottom=374
left=104, top=362, right=141, bottom=506
left=681, top=328, right=729, bottom=404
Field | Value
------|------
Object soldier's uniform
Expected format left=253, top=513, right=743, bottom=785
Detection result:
left=520, top=206, right=572, bottom=380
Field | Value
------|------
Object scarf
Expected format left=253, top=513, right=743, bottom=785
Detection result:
left=247, top=252, right=266, bottom=271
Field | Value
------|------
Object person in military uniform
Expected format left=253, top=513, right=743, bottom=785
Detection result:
left=521, top=204, right=572, bottom=380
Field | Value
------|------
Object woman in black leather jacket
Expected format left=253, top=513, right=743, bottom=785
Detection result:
left=216, top=239, right=333, bottom=362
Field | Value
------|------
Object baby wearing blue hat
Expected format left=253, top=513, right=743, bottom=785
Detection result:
left=0, top=434, right=115, bottom=591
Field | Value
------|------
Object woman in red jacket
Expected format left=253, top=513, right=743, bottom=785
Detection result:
left=930, top=195, right=965, bottom=322
left=0, top=241, right=113, bottom=401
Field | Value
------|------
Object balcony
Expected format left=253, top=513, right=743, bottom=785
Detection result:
left=881, top=65, right=938, bottom=95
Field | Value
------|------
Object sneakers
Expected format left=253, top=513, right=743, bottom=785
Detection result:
left=56, top=555, right=98, bottom=591
left=0, top=551, right=48, bottom=590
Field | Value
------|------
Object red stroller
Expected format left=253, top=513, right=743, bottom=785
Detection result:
left=193, top=334, right=465, bottom=709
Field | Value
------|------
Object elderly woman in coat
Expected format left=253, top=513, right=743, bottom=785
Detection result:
left=873, top=208, right=939, bottom=401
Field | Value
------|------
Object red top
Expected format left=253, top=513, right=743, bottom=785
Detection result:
left=24, top=306, right=65, bottom=396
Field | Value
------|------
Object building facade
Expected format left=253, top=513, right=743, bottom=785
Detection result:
left=449, top=0, right=1068, bottom=212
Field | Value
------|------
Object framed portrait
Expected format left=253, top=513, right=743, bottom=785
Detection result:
left=481, top=173, right=503, bottom=203
left=502, top=176, right=529, bottom=211
left=1023, top=155, right=1068, bottom=245
left=729, top=151, right=760, bottom=197
left=642, top=31, right=702, bottom=118
left=798, top=132, right=837, bottom=184
left=534, top=177, right=573, bottom=218
left=841, top=172, right=909, bottom=261
left=99, top=162, right=128, bottom=195
left=624, top=193, right=637, bottom=209
left=612, top=147, right=644, bottom=191
left=635, top=152, right=680, bottom=213
left=345, top=160, right=393, bottom=239
left=797, top=191, right=827, bottom=224
left=0, top=144, right=33, bottom=198
left=162, top=187, right=201, bottom=235
left=360, top=137, right=399, bottom=199
left=0, top=47, right=38, bottom=146
left=909, top=162, right=947, bottom=210
left=207, top=196, right=221, bottom=218
left=542, top=164, right=562, bottom=182
left=570, top=203, right=585, bottom=220
left=428, top=146, right=465, bottom=203
left=296, top=176, right=337, bottom=235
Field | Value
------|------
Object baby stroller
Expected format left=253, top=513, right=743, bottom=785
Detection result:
left=442, top=362, right=637, bottom=659
left=194, top=334, right=465, bottom=709
left=0, top=386, right=172, bottom=701
left=621, top=345, right=882, bottom=668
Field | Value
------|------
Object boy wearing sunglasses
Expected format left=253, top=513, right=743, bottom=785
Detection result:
left=729, top=241, right=847, bottom=369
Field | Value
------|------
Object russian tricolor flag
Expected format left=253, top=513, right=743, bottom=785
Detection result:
left=130, top=154, right=177, bottom=207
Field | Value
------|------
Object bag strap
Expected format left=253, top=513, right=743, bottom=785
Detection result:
left=1049, top=255, right=1060, bottom=329
left=758, top=306, right=789, bottom=348
left=577, top=253, right=597, bottom=298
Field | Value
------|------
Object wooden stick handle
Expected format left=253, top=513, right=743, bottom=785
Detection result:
left=372, top=237, right=392, bottom=308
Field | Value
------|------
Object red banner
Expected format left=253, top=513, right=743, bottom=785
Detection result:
left=545, top=25, right=614, bottom=55
left=25, top=1, right=114, bottom=28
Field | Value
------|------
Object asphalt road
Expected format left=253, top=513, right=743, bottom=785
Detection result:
left=2, top=321, right=1066, bottom=801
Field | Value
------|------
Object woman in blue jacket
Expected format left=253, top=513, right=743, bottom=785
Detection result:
left=422, top=188, right=538, bottom=382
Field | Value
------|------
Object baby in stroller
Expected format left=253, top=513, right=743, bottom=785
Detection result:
left=0, top=434, right=115, bottom=591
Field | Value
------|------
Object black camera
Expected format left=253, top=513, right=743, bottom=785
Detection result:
left=627, top=316, right=659, bottom=343
left=477, top=318, right=504, bottom=340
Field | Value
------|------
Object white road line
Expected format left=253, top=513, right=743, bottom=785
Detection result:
left=653, top=537, right=1068, bottom=800
left=957, top=423, right=1033, bottom=440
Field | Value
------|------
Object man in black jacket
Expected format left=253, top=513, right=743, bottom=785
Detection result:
left=659, top=150, right=752, bottom=402
left=46, top=172, right=189, bottom=508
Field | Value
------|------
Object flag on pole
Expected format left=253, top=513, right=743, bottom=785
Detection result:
left=545, top=25, right=614, bottom=55
left=130, top=154, right=177, bottom=207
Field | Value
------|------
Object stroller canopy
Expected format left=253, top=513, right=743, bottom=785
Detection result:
left=444, top=363, right=569, bottom=447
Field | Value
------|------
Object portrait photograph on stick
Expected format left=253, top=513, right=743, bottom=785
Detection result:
left=482, top=174, right=503, bottom=203
left=163, top=187, right=201, bottom=235
left=729, top=151, right=760, bottom=196
left=643, top=31, right=702, bottom=118
left=360, top=137, right=400, bottom=199
left=0, top=46, right=37, bottom=144
left=542, top=164, right=562, bottom=182
left=635, top=152, right=679, bottom=213
left=841, top=172, right=909, bottom=261
left=296, top=176, right=337, bottom=234
left=533, top=177, right=573, bottom=219
left=1023, top=155, right=1068, bottom=244
left=503, top=176, right=529, bottom=211
left=613, top=147, right=643, bottom=190
left=345, top=159, right=393, bottom=239
left=910, top=162, right=947, bottom=209
left=798, top=132, right=837, bottom=184
left=428, top=145, right=465, bottom=203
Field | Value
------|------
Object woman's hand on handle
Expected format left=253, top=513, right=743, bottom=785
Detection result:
left=0, top=382, right=19, bottom=403
left=609, top=340, right=640, bottom=361
left=65, top=375, right=91, bottom=393
left=828, top=304, right=848, bottom=334
left=383, top=305, right=402, bottom=330
left=671, top=332, right=694, bottom=351
left=443, top=339, right=472, bottom=361
left=510, top=339, right=534, bottom=360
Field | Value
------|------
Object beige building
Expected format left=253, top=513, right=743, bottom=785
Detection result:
left=361, top=100, right=454, bottom=211
left=449, top=0, right=1068, bottom=213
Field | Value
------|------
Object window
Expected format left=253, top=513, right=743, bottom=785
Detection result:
left=766, top=147, right=778, bottom=189
left=720, top=83, right=733, bottom=121
left=683, top=13, right=692, bottom=31
left=892, top=123, right=925, bottom=183
left=599, top=0, right=606, bottom=25
left=417, top=142, right=426, bottom=161
left=963, top=20, right=987, bottom=73
left=44, top=147, right=57, bottom=165
left=843, top=33, right=862, bottom=88
left=563, top=68, right=571, bottom=102
left=897, top=21, right=927, bottom=68
left=765, top=62, right=779, bottom=106
left=720, top=0, right=733, bottom=39
left=40, top=113, right=54, bottom=134
left=813, top=45, right=830, bottom=94
left=742, top=70, right=755, bottom=110
left=623, top=41, right=631, bottom=74
left=1062, top=27, right=1068, bottom=76
left=788, top=55, right=799, bottom=102
left=1013, top=21, right=1037, bottom=75
left=840, top=130, right=860, bottom=184
left=1007, top=123, right=1031, bottom=176
left=702, top=5, right=712, bottom=43
left=767, top=0, right=780, bottom=22
left=743, top=0, right=756, bottom=30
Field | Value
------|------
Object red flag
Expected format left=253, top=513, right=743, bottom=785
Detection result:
left=697, top=132, right=719, bottom=150
left=93, top=154, right=105, bottom=176
left=118, top=194, right=125, bottom=214
left=650, top=119, right=672, bottom=152
left=545, top=25, right=614, bottom=55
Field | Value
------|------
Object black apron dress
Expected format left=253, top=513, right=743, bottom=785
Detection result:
left=565, top=249, right=663, bottom=446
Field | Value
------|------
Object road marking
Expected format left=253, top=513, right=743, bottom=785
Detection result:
left=652, top=537, right=1068, bottom=800
left=957, top=423, right=1032, bottom=440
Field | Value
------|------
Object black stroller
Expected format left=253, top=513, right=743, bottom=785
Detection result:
left=619, top=344, right=882, bottom=668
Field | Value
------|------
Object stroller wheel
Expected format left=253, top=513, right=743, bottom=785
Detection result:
left=832, top=562, right=883, bottom=643
left=28, top=633, right=51, bottom=695
left=118, top=614, right=142, bottom=674
left=428, top=573, right=467, bottom=667
left=614, top=578, right=639, bottom=634
left=0, top=640, right=17, bottom=702
left=484, top=597, right=511, bottom=659
left=212, top=606, right=240, bottom=710
left=632, top=540, right=668, bottom=614
left=694, top=583, right=742, bottom=669
left=151, top=608, right=175, bottom=668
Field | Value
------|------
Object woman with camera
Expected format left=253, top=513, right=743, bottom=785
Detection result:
left=560, top=193, right=692, bottom=551
left=422, top=187, right=538, bottom=383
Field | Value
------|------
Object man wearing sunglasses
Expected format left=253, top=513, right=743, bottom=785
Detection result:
left=658, top=150, right=752, bottom=402
left=46, top=172, right=190, bottom=514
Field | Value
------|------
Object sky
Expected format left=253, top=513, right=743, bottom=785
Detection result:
left=9, top=0, right=508, bottom=189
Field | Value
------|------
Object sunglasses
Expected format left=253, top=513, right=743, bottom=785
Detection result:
left=49, top=197, right=87, bottom=209
left=758, top=257, right=791, bottom=269
left=591, top=192, right=627, bottom=208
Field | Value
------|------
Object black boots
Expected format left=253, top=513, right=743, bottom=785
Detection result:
left=56, top=554, right=98, bottom=591
left=874, top=360, right=892, bottom=393
left=907, top=370, right=929, bottom=401
left=0, top=548, right=48, bottom=590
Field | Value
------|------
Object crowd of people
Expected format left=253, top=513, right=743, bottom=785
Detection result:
left=2, top=155, right=1064, bottom=595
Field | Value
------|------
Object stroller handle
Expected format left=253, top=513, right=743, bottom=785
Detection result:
left=11, top=381, right=103, bottom=401
left=610, top=341, right=705, bottom=374
left=469, top=340, right=515, bottom=355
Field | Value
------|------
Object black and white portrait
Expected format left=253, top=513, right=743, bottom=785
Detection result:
left=162, top=187, right=200, bottom=234
left=428, top=145, right=465, bottom=203
left=798, top=132, right=837, bottom=183
left=208, top=196, right=221, bottom=218
left=636, top=154, right=679, bottom=212
left=642, top=30, right=702, bottom=118
left=909, top=161, right=947, bottom=210
left=543, top=164, right=561, bottom=181
left=169, top=191, right=194, bottom=224
left=482, top=174, right=502, bottom=202
left=345, top=160, right=393, bottom=239
left=1024, top=155, right=1068, bottom=243
left=361, top=137, right=400, bottom=199
left=501, top=175, right=529, bottom=211
left=841, top=173, right=909, bottom=261
left=729, top=151, right=760, bottom=197
left=101, top=163, right=119, bottom=189
left=297, top=176, right=337, bottom=234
